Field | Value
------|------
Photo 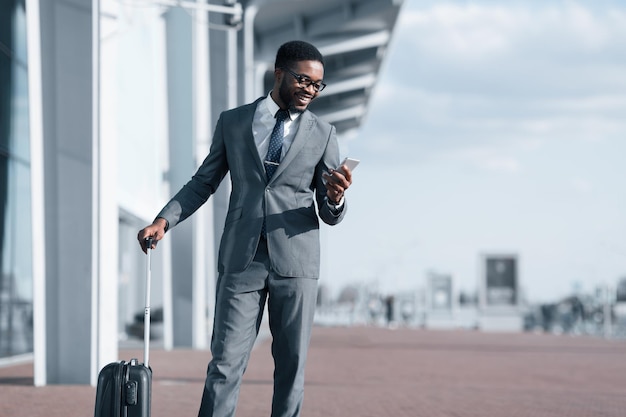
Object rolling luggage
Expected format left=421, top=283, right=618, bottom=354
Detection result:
left=94, top=239, right=155, bottom=417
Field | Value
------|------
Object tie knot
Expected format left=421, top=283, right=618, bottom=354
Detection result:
left=275, top=109, right=289, bottom=122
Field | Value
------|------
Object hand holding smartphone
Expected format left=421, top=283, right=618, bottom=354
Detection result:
left=322, top=157, right=359, bottom=185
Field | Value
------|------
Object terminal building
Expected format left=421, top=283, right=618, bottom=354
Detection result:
left=0, top=0, right=403, bottom=385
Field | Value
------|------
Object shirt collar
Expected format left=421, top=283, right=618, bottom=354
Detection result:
left=265, top=91, right=301, bottom=121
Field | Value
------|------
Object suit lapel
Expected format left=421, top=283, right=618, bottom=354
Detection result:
left=241, top=98, right=266, bottom=175
left=270, top=110, right=316, bottom=182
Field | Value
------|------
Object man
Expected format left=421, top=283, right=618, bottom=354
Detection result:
left=137, top=40, right=353, bottom=417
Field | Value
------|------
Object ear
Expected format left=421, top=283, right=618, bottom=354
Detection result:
left=273, top=67, right=283, bottom=83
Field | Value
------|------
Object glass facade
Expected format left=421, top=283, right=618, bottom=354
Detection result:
left=0, top=0, right=33, bottom=358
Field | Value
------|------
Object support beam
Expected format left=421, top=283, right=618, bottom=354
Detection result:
left=26, top=0, right=47, bottom=387
left=37, top=0, right=118, bottom=385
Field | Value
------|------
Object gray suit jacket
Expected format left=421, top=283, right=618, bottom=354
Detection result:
left=157, top=97, right=346, bottom=278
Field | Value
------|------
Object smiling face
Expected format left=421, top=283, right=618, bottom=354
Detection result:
left=272, top=60, right=325, bottom=112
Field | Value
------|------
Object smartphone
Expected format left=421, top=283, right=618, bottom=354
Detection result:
left=338, top=157, right=360, bottom=172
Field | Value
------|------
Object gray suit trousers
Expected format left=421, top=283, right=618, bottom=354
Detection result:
left=198, top=238, right=318, bottom=417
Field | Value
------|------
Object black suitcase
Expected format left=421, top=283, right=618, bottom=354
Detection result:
left=95, top=359, right=151, bottom=417
left=94, top=239, right=155, bottom=417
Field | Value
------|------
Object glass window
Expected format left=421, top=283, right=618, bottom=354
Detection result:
left=0, top=0, right=33, bottom=359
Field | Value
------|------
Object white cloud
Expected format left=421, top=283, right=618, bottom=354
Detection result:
left=400, top=4, right=521, bottom=58
left=359, top=0, right=626, bottom=164
left=571, top=178, right=594, bottom=194
left=388, top=2, right=626, bottom=99
left=400, top=2, right=626, bottom=57
left=446, top=146, right=522, bottom=173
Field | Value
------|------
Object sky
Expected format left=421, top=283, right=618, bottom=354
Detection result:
left=324, top=0, right=626, bottom=303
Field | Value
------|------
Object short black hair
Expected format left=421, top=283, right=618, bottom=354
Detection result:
left=275, top=40, right=324, bottom=70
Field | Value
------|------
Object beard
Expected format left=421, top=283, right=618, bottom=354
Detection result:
left=278, top=78, right=308, bottom=113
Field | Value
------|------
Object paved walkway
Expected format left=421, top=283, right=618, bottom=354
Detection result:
left=1, top=326, right=625, bottom=417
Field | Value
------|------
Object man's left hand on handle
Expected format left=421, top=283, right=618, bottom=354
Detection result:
left=137, top=217, right=168, bottom=254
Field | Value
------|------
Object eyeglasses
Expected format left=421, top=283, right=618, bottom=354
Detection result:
left=282, top=67, right=327, bottom=92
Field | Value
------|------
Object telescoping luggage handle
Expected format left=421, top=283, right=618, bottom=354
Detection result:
left=144, top=237, right=153, bottom=368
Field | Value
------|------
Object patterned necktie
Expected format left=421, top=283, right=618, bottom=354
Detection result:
left=264, top=109, right=289, bottom=180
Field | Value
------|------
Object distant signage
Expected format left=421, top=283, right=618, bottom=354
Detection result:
left=483, top=255, right=518, bottom=307
left=428, top=273, right=452, bottom=311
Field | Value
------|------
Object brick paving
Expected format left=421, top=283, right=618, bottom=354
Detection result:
left=1, top=326, right=625, bottom=417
